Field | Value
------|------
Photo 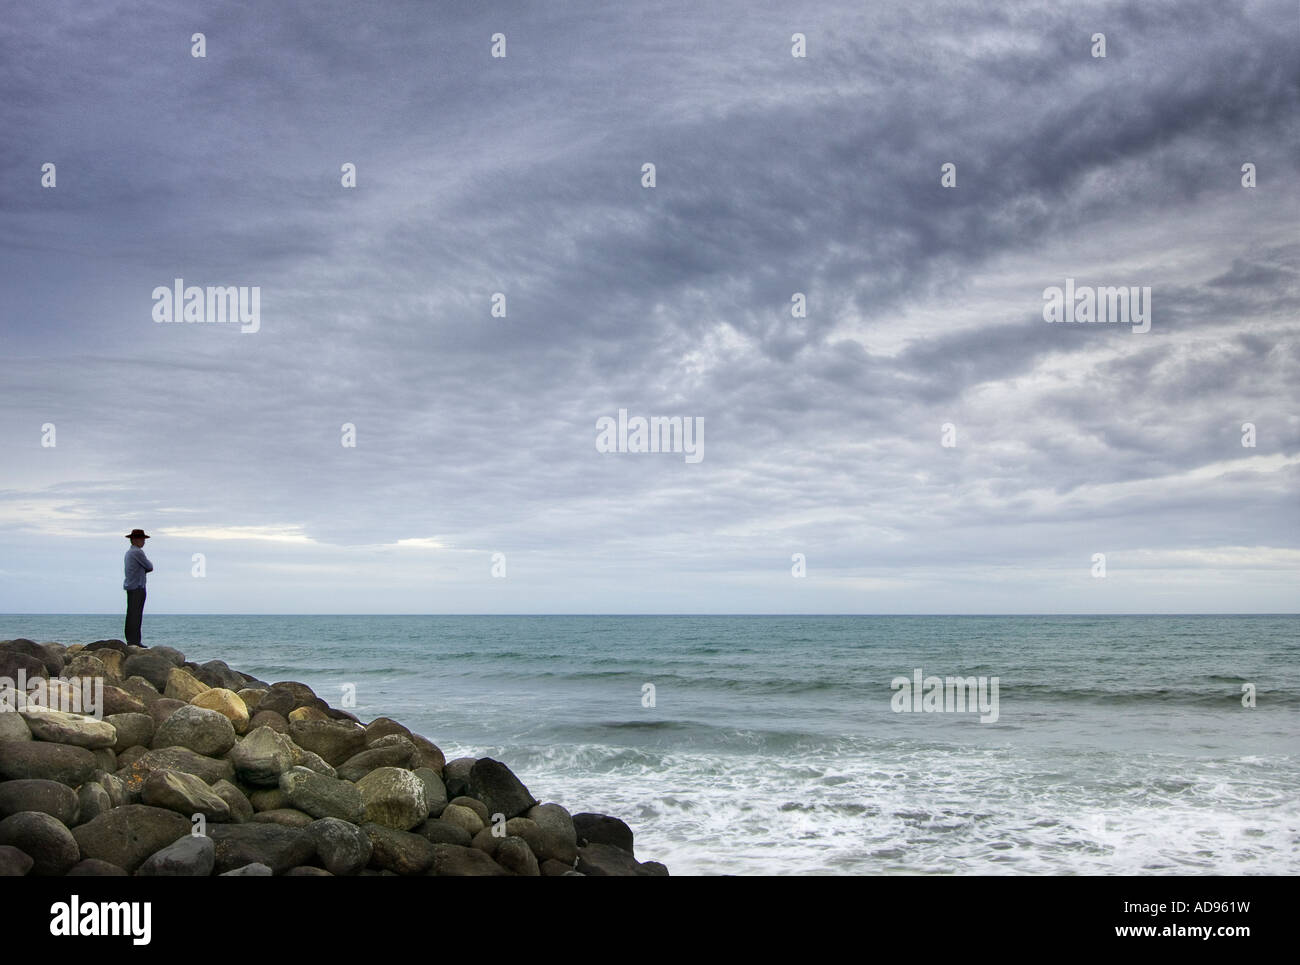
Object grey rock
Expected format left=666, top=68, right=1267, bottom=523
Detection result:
left=442, top=757, right=475, bottom=798
left=357, top=767, right=427, bottom=830
left=75, top=781, right=112, bottom=826
left=105, top=712, right=154, bottom=753
left=573, top=812, right=635, bottom=855
left=496, top=835, right=540, bottom=876
left=428, top=843, right=509, bottom=876
left=305, top=817, right=372, bottom=876
left=136, top=834, right=215, bottom=876
left=151, top=704, right=236, bottom=757
left=412, top=767, right=448, bottom=818
left=67, top=858, right=129, bottom=876
left=71, top=805, right=191, bottom=873
left=0, top=711, right=32, bottom=742
left=576, top=842, right=668, bottom=876
left=115, top=746, right=234, bottom=794
left=527, top=802, right=579, bottom=864
left=219, top=862, right=272, bottom=876
left=469, top=758, right=537, bottom=820
left=279, top=766, right=365, bottom=823
left=208, top=823, right=315, bottom=875
left=210, top=780, right=254, bottom=823
left=0, top=811, right=80, bottom=875
left=362, top=822, right=437, bottom=875
left=142, top=768, right=232, bottom=821
left=121, top=652, right=176, bottom=691
left=287, top=719, right=367, bottom=767
left=18, top=708, right=116, bottom=749
left=251, top=808, right=315, bottom=828
left=414, top=818, right=473, bottom=847
left=0, top=778, right=80, bottom=825
left=228, top=726, right=297, bottom=787
left=100, top=684, right=149, bottom=716
left=336, top=740, right=418, bottom=782
left=0, top=844, right=33, bottom=875
left=0, top=739, right=97, bottom=786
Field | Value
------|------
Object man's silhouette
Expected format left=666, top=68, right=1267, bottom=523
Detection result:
left=123, top=529, right=153, bottom=646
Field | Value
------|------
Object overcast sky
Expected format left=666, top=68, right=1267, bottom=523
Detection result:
left=1, top=0, right=1296, bottom=614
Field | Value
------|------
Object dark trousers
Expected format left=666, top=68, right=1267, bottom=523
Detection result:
left=125, top=588, right=146, bottom=647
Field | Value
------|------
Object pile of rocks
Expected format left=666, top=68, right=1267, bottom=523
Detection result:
left=0, top=637, right=668, bottom=876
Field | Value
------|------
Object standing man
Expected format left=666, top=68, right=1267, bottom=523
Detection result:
left=123, top=528, right=153, bottom=647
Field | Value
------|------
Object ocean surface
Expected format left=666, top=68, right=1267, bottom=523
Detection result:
left=4, top=614, right=1297, bottom=876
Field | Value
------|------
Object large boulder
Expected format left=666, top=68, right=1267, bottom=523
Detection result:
left=136, top=834, right=215, bottom=876
left=288, top=719, right=367, bottom=767
left=147, top=698, right=188, bottom=728
left=0, top=740, right=97, bottom=786
left=94, top=649, right=125, bottom=680
left=336, top=739, right=419, bottom=782
left=149, top=646, right=187, bottom=667
left=1, top=639, right=58, bottom=675
left=469, top=758, right=536, bottom=820
left=163, top=668, right=210, bottom=703
left=209, top=780, right=253, bottom=823
left=115, top=746, right=234, bottom=795
left=247, top=710, right=288, bottom=734
left=414, top=818, right=472, bottom=847
left=527, top=803, right=579, bottom=864
left=356, top=767, right=427, bottom=831
left=63, top=652, right=117, bottom=685
left=207, top=823, right=315, bottom=875
left=228, top=726, right=297, bottom=787
left=0, top=650, right=47, bottom=686
left=105, top=713, right=154, bottom=753
left=141, top=768, right=232, bottom=821
left=100, top=685, right=149, bottom=717
left=190, top=689, right=250, bottom=734
left=407, top=734, right=446, bottom=772
left=0, top=844, right=33, bottom=876
left=572, top=812, right=635, bottom=855
left=0, top=779, right=80, bottom=826
left=364, top=717, right=411, bottom=745
left=236, top=689, right=268, bottom=713
left=151, top=704, right=236, bottom=757
left=279, top=767, right=365, bottom=824
left=19, top=709, right=117, bottom=749
left=0, top=811, right=80, bottom=875
left=220, top=862, right=272, bottom=876
left=428, top=843, right=509, bottom=876
left=194, top=660, right=246, bottom=692
left=442, top=757, right=475, bottom=798
left=439, top=803, right=485, bottom=836
left=251, top=809, right=314, bottom=828
left=121, top=652, right=176, bottom=692
left=362, top=823, right=437, bottom=875
left=496, top=835, right=540, bottom=876
left=305, top=817, right=372, bottom=876
left=0, top=711, right=31, bottom=742
left=71, top=805, right=191, bottom=873
left=82, top=639, right=129, bottom=655
left=576, top=842, right=668, bottom=876
left=255, top=690, right=295, bottom=718
left=412, top=767, right=448, bottom=819
left=66, top=858, right=128, bottom=876
left=75, top=782, right=113, bottom=826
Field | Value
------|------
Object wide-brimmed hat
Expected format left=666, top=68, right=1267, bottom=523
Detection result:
left=125, top=529, right=150, bottom=539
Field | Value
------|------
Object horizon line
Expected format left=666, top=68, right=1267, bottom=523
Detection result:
left=2, top=612, right=1297, bottom=618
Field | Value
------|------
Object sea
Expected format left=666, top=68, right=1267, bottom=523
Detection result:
left=3, top=614, right=1297, bottom=876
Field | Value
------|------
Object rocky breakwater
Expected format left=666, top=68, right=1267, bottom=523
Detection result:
left=0, top=637, right=668, bottom=876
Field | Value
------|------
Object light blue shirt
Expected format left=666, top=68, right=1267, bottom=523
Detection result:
left=124, top=546, right=153, bottom=590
